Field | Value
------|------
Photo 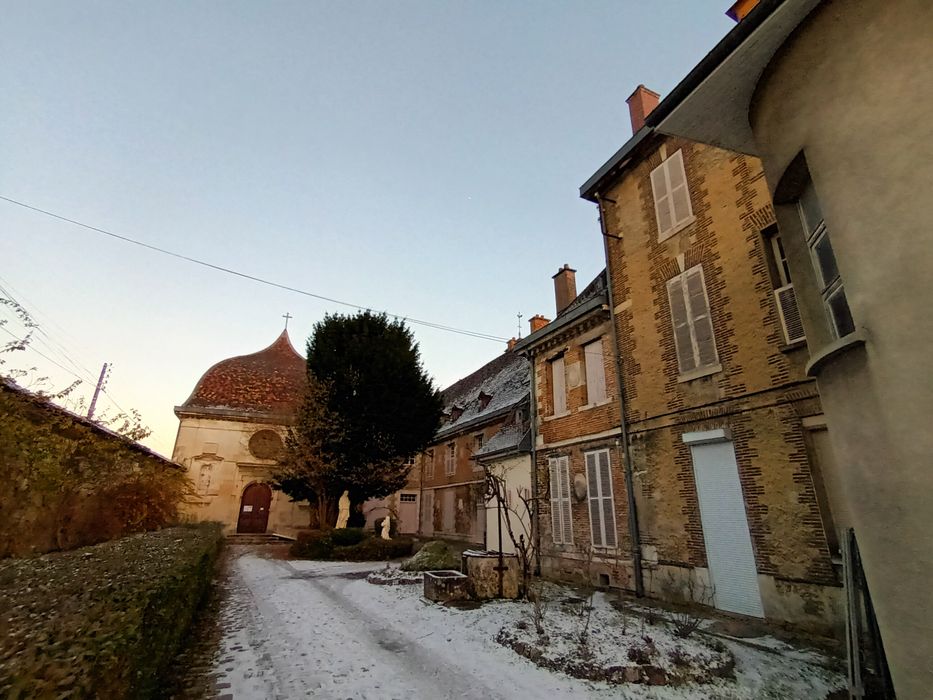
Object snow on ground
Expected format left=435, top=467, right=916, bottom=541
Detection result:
left=212, top=550, right=845, bottom=700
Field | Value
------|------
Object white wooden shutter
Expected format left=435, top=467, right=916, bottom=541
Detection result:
left=774, top=283, right=806, bottom=343
left=667, top=274, right=697, bottom=373
left=668, top=150, right=692, bottom=227
left=650, top=163, right=672, bottom=236
left=549, top=458, right=563, bottom=544
left=551, top=357, right=566, bottom=414
left=584, top=339, right=607, bottom=404
left=586, top=450, right=617, bottom=549
left=684, top=266, right=718, bottom=368
left=558, top=457, right=573, bottom=544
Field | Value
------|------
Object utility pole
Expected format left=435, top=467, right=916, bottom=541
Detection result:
left=87, top=362, right=110, bottom=420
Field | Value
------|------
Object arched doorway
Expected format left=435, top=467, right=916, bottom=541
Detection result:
left=237, top=482, right=272, bottom=533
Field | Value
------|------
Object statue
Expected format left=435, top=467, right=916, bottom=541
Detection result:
left=381, top=515, right=392, bottom=540
left=336, top=490, right=350, bottom=529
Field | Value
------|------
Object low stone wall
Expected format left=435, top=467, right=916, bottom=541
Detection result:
left=462, top=551, right=520, bottom=599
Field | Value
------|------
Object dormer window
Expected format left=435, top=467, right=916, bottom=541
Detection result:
left=450, top=406, right=464, bottom=421
left=478, top=391, right=492, bottom=411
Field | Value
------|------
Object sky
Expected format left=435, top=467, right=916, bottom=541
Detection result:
left=0, top=1, right=734, bottom=457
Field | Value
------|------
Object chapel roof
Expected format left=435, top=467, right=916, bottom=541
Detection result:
left=175, top=330, right=307, bottom=419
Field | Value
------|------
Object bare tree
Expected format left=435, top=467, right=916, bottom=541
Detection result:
left=483, top=465, right=537, bottom=598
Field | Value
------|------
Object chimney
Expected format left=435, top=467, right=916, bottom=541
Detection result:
left=552, top=264, right=577, bottom=315
left=726, top=0, right=759, bottom=22
left=529, top=314, right=550, bottom=334
left=507, top=337, right=518, bottom=351
left=626, top=84, right=660, bottom=134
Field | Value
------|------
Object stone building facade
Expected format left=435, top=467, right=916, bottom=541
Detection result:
left=418, top=350, right=529, bottom=546
left=514, top=269, right=635, bottom=589
left=564, top=87, right=843, bottom=633
left=172, top=330, right=308, bottom=537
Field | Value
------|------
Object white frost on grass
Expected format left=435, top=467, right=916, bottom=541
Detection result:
left=211, top=552, right=845, bottom=700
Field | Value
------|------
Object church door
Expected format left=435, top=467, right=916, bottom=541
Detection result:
left=237, top=483, right=272, bottom=533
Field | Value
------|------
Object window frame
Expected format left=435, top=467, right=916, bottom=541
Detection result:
left=424, top=449, right=435, bottom=479
left=550, top=355, right=567, bottom=416
left=666, top=264, right=722, bottom=380
left=444, top=442, right=456, bottom=476
left=650, top=149, right=695, bottom=241
left=583, top=337, right=608, bottom=405
left=548, top=456, right=573, bottom=545
left=585, top=449, right=617, bottom=549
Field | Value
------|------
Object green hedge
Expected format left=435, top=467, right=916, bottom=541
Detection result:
left=291, top=528, right=413, bottom=561
left=0, top=523, right=223, bottom=699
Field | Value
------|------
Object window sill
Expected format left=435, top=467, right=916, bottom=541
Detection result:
left=578, top=398, right=613, bottom=412
left=676, top=363, right=722, bottom=384
left=658, top=215, right=696, bottom=243
left=544, top=411, right=571, bottom=422
left=805, top=329, right=867, bottom=377
left=779, top=339, right=808, bottom=354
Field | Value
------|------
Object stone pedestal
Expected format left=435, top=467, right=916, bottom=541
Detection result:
left=462, top=550, right=520, bottom=599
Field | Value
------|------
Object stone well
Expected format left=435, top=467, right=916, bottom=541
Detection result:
left=462, top=550, right=520, bottom=599
left=423, top=570, right=470, bottom=603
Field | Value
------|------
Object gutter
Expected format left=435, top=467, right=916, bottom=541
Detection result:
left=596, top=193, right=645, bottom=598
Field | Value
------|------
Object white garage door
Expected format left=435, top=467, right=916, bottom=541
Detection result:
left=687, top=433, right=764, bottom=618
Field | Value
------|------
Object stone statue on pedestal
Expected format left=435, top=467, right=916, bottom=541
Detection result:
left=381, top=515, right=392, bottom=540
left=336, top=490, right=350, bottom=529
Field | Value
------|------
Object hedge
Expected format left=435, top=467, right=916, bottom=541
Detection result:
left=291, top=528, right=413, bottom=561
left=0, top=523, right=224, bottom=699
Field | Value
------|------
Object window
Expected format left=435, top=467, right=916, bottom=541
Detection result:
left=798, top=178, right=855, bottom=338
left=583, top=338, right=607, bottom=404
left=548, top=456, right=573, bottom=544
left=404, top=455, right=415, bottom=467
left=399, top=493, right=417, bottom=503
left=550, top=356, right=567, bottom=415
left=650, top=149, right=694, bottom=240
left=197, top=463, right=213, bottom=495
left=667, top=264, right=720, bottom=377
left=473, top=433, right=485, bottom=453
left=445, top=442, right=456, bottom=475
left=424, top=449, right=434, bottom=479
left=763, top=225, right=805, bottom=344
left=585, top=450, right=617, bottom=548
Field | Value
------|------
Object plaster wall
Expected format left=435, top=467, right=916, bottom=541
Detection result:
left=172, top=416, right=308, bottom=537
left=751, top=1, right=933, bottom=693
left=483, top=453, right=532, bottom=555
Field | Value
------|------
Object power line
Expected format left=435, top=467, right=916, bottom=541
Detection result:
left=0, top=195, right=510, bottom=343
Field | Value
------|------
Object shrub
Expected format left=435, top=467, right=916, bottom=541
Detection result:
left=332, top=537, right=413, bottom=561
left=329, top=527, right=367, bottom=547
left=0, top=523, right=223, bottom=699
left=291, top=529, right=335, bottom=559
left=400, top=540, right=459, bottom=571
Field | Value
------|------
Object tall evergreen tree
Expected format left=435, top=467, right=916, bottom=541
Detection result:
left=274, top=312, right=442, bottom=527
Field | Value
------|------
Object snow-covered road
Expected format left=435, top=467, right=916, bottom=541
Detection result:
left=211, top=550, right=844, bottom=700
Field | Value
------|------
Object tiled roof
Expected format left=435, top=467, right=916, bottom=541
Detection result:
left=177, top=330, right=307, bottom=418
left=475, top=424, right=531, bottom=459
left=437, top=351, right=529, bottom=438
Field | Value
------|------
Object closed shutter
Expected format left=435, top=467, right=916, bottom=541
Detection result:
left=551, top=357, right=566, bottom=414
left=774, top=284, right=806, bottom=343
left=558, top=458, right=573, bottom=544
left=549, top=458, right=562, bottom=543
left=667, top=150, right=692, bottom=226
left=685, top=267, right=718, bottom=367
left=651, top=149, right=693, bottom=239
left=584, top=339, right=607, bottom=404
left=421, top=490, right=433, bottom=534
left=585, top=450, right=617, bottom=548
left=667, top=275, right=697, bottom=373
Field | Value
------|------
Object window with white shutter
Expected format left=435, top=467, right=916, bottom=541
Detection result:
left=763, top=225, right=806, bottom=344
left=585, top=450, right=617, bottom=548
left=445, top=442, right=456, bottom=475
left=548, top=456, right=573, bottom=544
left=650, top=149, right=694, bottom=241
left=424, top=449, right=434, bottom=479
left=550, top=356, right=567, bottom=415
left=583, top=339, right=607, bottom=405
left=667, top=265, right=720, bottom=378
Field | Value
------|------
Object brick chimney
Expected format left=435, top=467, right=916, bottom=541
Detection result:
left=529, top=314, right=550, bottom=334
left=626, top=84, right=660, bottom=134
left=726, top=0, right=759, bottom=21
left=507, top=337, right=518, bottom=351
left=552, top=264, right=577, bottom=315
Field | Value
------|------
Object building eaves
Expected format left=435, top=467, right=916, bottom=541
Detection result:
left=513, top=295, right=606, bottom=353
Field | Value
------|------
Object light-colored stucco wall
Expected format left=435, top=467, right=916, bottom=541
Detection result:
left=173, top=416, right=308, bottom=537
left=483, top=453, right=532, bottom=555
left=751, top=1, right=933, bottom=694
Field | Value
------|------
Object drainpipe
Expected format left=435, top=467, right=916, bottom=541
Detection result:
left=524, top=352, right=541, bottom=576
left=596, top=192, right=644, bottom=598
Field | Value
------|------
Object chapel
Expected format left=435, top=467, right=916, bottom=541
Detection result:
left=172, top=329, right=309, bottom=536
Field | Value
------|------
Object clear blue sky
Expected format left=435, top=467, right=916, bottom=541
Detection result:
left=0, top=1, right=734, bottom=456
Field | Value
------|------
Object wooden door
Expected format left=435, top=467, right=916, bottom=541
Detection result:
left=237, top=483, right=272, bottom=533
